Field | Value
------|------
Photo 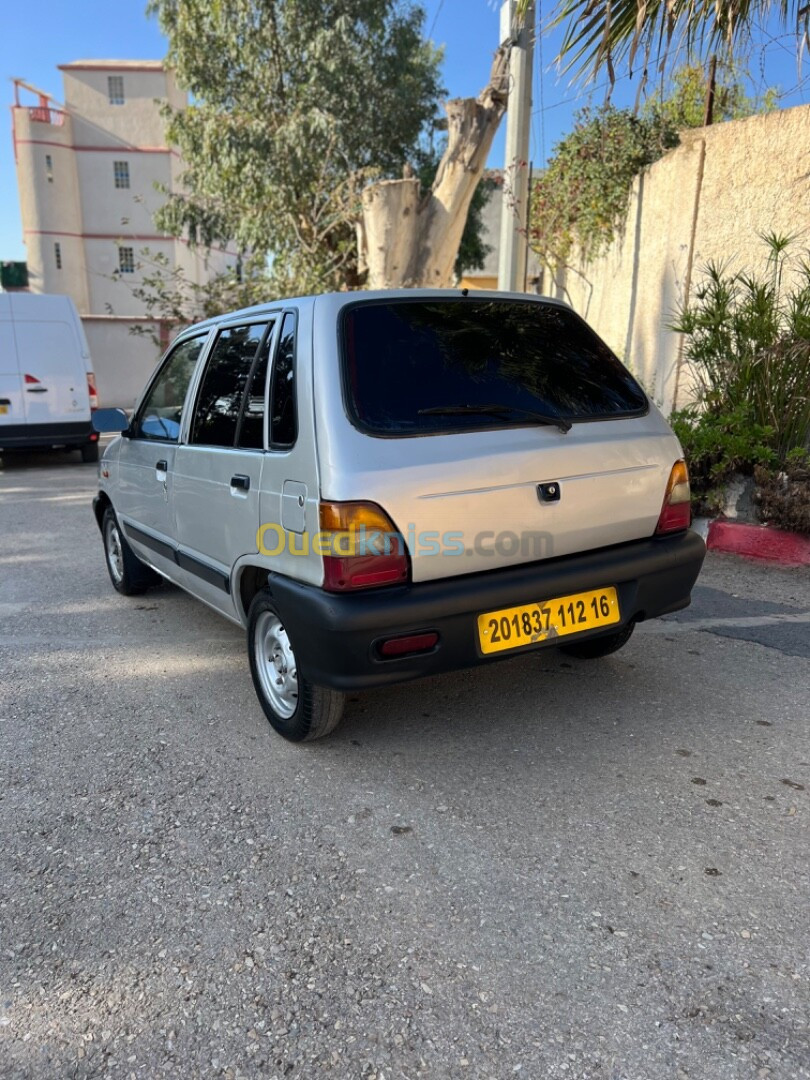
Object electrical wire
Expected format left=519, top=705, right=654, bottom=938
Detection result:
left=428, top=0, right=446, bottom=40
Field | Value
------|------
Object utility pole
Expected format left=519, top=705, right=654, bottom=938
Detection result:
left=703, top=54, right=717, bottom=127
left=497, top=0, right=535, bottom=293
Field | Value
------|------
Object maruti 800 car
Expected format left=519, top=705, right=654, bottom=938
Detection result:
left=92, top=291, right=705, bottom=742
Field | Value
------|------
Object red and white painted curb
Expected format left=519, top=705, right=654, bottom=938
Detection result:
left=693, top=517, right=810, bottom=567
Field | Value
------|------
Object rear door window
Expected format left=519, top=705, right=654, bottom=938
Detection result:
left=341, top=300, right=648, bottom=436
left=236, top=327, right=274, bottom=450
left=190, top=323, right=269, bottom=447
left=269, top=312, right=297, bottom=449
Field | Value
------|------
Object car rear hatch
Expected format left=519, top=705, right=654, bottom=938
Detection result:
left=319, top=296, right=683, bottom=584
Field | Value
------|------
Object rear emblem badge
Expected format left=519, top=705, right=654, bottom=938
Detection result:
left=537, top=482, right=561, bottom=503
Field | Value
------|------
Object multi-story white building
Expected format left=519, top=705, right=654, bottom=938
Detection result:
left=11, top=61, right=234, bottom=407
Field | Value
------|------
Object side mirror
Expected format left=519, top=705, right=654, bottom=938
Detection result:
left=92, top=407, right=130, bottom=434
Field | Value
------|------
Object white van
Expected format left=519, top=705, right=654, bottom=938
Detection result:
left=92, top=290, right=705, bottom=742
left=0, top=293, right=100, bottom=462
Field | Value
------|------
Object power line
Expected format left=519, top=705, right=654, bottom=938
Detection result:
left=532, top=60, right=810, bottom=118
left=428, top=0, right=446, bottom=40
left=531, top=66, right=638, bottom=116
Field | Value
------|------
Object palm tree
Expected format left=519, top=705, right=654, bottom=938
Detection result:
left=526, top=0, right=809, bottom=84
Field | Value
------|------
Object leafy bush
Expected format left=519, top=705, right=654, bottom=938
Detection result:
left=529, top=105, right=679, bottom=263
left=672, top=235, right=810, bottom=461
left=754, top=451, right=810, bottom=535
left=671, top=405, right=777, bottom=515
left=528, top=64, right=775, bottom=268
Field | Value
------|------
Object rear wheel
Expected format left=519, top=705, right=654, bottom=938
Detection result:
left=102, top=507, right=154, bottom=596
left=247, top=591, right=345, bottom=742
left=560, top=622, right=635, bottom=659
left=81, top=441, right=99, bottom=463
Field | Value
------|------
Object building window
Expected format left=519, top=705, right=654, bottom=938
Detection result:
left=45, top=154, right=53, bottom=183
left=54, top=242, right=62, bottom=270
left=118, top=247, right=135, bottom=274
left=113, top=161, right=130, bottom=189
left=108, top=76, right=125, bottom=105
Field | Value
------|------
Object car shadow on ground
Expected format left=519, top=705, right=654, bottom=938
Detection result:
left=0, top=448, right=96, bottom=471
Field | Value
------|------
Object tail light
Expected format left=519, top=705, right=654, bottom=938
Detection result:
left=24, top=373, right=40, bottom=384
left=87, top=373, right=99, bottom=410
left=319, top=501, right=410, bottom=591
left=656, top=460, right=691, bottom=535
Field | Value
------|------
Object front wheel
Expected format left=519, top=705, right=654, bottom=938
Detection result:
left=102, top=507, right=155, bottom=596
left=247, top=591, right=345, bottom=742
left=559, top=622, right=635, bottom=659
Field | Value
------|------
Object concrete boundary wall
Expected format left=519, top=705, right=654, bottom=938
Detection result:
left=545, top=104, right=810, bottom=413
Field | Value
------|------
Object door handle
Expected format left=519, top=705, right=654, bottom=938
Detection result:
left=156, top=459, right=168, bottom=472
left=230, top=474, right=250, bottom=491
left=26, top=387, right=48, bottom=394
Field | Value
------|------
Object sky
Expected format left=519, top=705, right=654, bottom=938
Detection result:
left=2, top=0, right=809, bottom=262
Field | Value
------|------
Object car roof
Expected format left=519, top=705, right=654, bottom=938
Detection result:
left=176, top=289, right=573, bottom=340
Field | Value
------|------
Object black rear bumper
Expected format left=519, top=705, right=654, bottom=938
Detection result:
left=265, top=530, right=706, bottom=692
left=0, top=421, right=95, bottom=450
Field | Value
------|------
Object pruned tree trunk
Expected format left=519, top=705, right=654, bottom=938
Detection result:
left=361, top=45, right=510, bottom=289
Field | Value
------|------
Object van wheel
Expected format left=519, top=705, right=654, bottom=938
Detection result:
left=81, top=442, right=99, bottom=463
left=560, top=622, right=635, bottom=659
left=102, top=507, right=153, bottom=596
left=247, top=591, right=345, bottom=742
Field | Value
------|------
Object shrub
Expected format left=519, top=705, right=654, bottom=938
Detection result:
left=672, top=234, right=810, bottom=461
left=671, top=405, right=777, bottom=515
left=754, top=451, right=810, bottom=535
left=529, top=106, right=679, bottom=263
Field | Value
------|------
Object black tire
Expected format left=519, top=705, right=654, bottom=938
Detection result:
left=247, top=590, right=345, bottom=742
left=81, top=441, right=99, bottom=463
left=560, top=622, right=635, bottom=659
left=102, top=507, right=154, bottom=596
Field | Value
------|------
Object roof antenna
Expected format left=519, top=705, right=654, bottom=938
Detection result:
left=461, top=287, right=469, bottom=297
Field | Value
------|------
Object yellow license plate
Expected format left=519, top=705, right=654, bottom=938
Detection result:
left=478, top=586, right=621, bottom=654
left=0, top=405, right=8, bottom=415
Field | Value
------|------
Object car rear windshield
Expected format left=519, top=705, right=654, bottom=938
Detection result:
left=341, top=299, right=648, bottom=435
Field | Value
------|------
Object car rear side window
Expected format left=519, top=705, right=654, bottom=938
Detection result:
left=190, top=323, right=268, bottom=447
left=341, top=300, right=648, bottom=436
left=269, top=312, right=297, bottom=449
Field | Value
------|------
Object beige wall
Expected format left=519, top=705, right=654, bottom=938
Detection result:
left=543, top=104, right=810, bottom=414
left=12, top=107, right=90, bottom=310
left=62, top=66, right=172, bottom=148
left=13, top=62, right=236, bottom=406
left=83, top=318, right=163, bottom=409
left=74, top=152, right=171, bottom=236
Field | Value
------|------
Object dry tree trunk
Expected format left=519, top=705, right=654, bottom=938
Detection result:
left=360, top=45, right=510, bottom=289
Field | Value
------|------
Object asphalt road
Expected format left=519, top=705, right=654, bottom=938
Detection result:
left=1, top=450, right=809, bottom=1080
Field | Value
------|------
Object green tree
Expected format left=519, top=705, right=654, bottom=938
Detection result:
left=544, top=0, right=809, bottom=86
left=119, top=249, right=271, bottom=350
left=643, top=60, right=777, bottom=128
left=148, top=0, right=444, bottom=294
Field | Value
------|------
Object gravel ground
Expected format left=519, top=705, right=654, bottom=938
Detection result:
left=1, top=450, right=809, bottom=1080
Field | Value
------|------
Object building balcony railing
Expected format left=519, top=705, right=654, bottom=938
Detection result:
left=27, top=106, right=66, bottom=126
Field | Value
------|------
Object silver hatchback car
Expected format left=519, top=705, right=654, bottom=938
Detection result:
left=92, top=290, right=705, bottom=742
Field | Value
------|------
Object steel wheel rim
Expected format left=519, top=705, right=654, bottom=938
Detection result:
left=254, top=611, right=298, bottom=719
left=105, top=520, right=124, bottom=585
